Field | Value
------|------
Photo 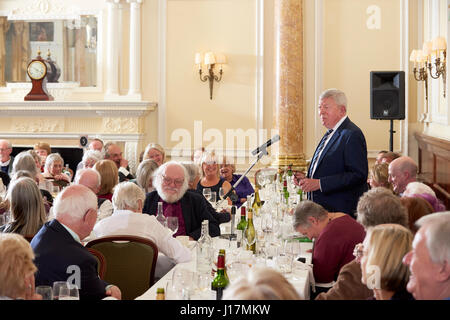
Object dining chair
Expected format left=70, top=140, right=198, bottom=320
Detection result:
left=87, top=247, right=106, bottom=280
left=85, top=235, right=158, bottom=300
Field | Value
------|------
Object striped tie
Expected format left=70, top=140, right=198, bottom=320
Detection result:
left=308, top=129, right=333, bottom=177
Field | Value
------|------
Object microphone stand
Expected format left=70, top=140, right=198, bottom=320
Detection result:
left=220, top=147, right=270, bottom=240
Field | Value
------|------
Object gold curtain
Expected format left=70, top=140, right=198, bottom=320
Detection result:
left=0, top=17, right=9, bottom=86
left=11, top=22, right=30, bottom=82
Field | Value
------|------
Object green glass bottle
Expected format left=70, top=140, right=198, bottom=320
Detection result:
left=236, top=206, right=247, bottom=248
left=244, top=205, right=256, bottom=254
left=283, top=179, right=290, bottom=204
left=218, top=249, right=229, bottom=282
left=211, top=252, right=229, bottom=300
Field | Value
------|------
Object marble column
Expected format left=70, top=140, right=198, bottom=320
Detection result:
left=106, top=0, right=121, bottom=96
left=127, top=0, right=143, bottom=99
left=272, top=0, right=306, bottom=171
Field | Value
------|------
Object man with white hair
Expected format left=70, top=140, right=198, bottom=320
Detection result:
left=93, top=182, right=191, bottom=279
left=74, top=168, right=113, bottom=221
left=31, top=184, right=122, bottom=300
left=388, top=156, right=417, bottom=195
left=403, top=211, right=450, bottom=300
left=0, top=139, right=14, bottom=177
left=143, top=161, right=221, bottom=240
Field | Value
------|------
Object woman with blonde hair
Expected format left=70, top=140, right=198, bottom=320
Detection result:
left=143, top=143, right=165, bottom=167
left=94, top=159, right=119, bottom=201
left=0, top=177, right=47, bottom=237
left=0, top=233, right=41, bottom=300
left=136, top=159, right=159, bottom=193
left=360, top=223, right=414, bottom=300
left=196, top=151, right=231, bottom=202
left=368, top=162, right=392, bottom=190
left=223, top=267, right=300, bottom=300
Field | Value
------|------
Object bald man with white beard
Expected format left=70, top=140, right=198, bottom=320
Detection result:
left=142, top=161, right=221, bottom=240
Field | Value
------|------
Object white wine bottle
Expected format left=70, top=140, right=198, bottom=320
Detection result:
left=244, top=204, right=256, bottom=254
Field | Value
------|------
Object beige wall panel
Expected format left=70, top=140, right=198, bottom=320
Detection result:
left=166, top=0, right=257, bottom=151
left=323, top=0, right=402, bottom=153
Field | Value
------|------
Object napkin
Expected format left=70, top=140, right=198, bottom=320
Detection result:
left=292, top=260, right=316, bottom=292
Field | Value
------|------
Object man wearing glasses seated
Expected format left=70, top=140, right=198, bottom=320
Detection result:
left=142, top=161, right=221, bottom=240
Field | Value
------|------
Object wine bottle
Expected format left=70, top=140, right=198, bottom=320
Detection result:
left=218, top=249, right=229, bottom=282
left=156, top=201, right=167, bottom=227
left=252, top=187, right=262, bottom=216
left=156, top=288, right=165, bottom=300
left=211, top=251, right=229, bottom=300
left=236, top=206, right=247, bottom=247
left=283, top=179, right=290, bottom=204
left=244, top=204, right=256, bottom=254
left=196, top=220, right=213, bottom=274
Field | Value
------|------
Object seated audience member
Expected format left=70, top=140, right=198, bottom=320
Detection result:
left=0, top=233, right=41, bottom=300
left=403, top=211, right=450, bottom=300
left=293, top=200, right=365, bottom=292
left=368, top=162, right=392, bottom=190
left=81, top=150, right=103, bottom=169
left=0, top=177, right=47, bottom=237
left=104, top=142, right=134, bottom=182
left=43, top=153, right=71, bottom=189
left=378, top=151, right=400, bottom=164
left=400, top=197, right=434, bottom=234
left=220, top=156, right=254, bottom=207
left=316, top=187, right=409, bottom=300
left=136, top=159, right=159, bottom=193
left=191, top=147, right=205, bottom=166
left=402, top=181, right=446, bottom=212
left=196, top=152, right=232, bottom=202
left=26, top=150, right=46, bottom=184
left=388, top=156, right=417, bottom=195
left=223, top=267, right=300, bottom=300
left=0, top=139, right=14, bottom=177
left=94, top=159, right=119, bottom=202
left=181, top=161, right=230, bottom=224
left=31, top=184, right=122, bottom=300
left=142, top=161, right=221, bottom=240
left=11, top=152, right=53, bottom=208
left=375, top=150, right=388, bottom=164
left=93, top=182, right=191, bottom=279
left=143, top=143, right=166, bottom=167
left=74, top=168, right=113, bottom=221
left=33, top=142, right=51, bottom=172
left=360, top=224, right=414, bottom=300
left=76, top=139, right=104, bottom=170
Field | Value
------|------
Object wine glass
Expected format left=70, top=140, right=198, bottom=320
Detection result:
left=58, top=284, right=79, bottom=300
left=202, top=188, right=211, bottom=202
left=167, top=216, right=179, bottom=235
left=35, top=285, right=53, bottom=300
left=52, top=281, right=69, bottom=300
left=218, top=187, right=225, bottom=201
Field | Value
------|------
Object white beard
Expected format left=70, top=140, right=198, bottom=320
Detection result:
left=155, top=183, right=186, bottom=204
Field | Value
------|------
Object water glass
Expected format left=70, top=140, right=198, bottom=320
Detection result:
left=52, top=281, right=69, bottom=300
left=202, top=188, right=212, bottom=201
left=167, top=216, right=179, bottom=235
left=275, top=254, right=293, bottom=275
left=58, top=284, right=79, bottom=300
left=35, top=285, right=53, bottom=300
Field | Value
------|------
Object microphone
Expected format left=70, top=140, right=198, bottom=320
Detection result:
left=251, top=134, right=280, bottom=156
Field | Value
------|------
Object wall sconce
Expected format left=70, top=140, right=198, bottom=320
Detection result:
left=195, top=52, right=227, bottom=99
left=410, top=37, right=447, bottom=101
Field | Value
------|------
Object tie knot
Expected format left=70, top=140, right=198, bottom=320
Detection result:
left=325, top=129, right=333, bottom=136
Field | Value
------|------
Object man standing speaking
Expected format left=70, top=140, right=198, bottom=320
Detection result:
left=295, top=89, right=368, bottom=216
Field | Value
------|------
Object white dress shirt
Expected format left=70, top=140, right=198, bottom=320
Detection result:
left=92, top=209, right=191, bottom=264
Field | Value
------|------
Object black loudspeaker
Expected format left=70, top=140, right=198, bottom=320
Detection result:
left=370, top=71, right=405, bottom=120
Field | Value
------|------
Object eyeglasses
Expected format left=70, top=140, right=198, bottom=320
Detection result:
left=0, top=148, right=11, bottom=152
left=162, top=175, right=184, bottom=187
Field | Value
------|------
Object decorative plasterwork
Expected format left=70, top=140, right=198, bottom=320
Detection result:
left=0, top=101, right=156, bottom=117
left=8, top=0, right=93, bottom=20
left=103, top=117, right=138, bottom=133
left=12, top=118, right=64, bottom=132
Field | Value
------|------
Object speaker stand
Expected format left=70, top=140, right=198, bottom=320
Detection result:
left=389, top=119, right=395, bottom=152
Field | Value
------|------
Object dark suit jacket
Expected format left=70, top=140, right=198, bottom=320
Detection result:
left=31, top=219, right=109, bottom=300
left=119, top=166, right=135, bottom=182
left=142, top=190, right=221, bottom=240
left=307, top=117, right=368, bottom=215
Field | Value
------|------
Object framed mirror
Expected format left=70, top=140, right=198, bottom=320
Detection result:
left=0, top=15, right=98, bottom=87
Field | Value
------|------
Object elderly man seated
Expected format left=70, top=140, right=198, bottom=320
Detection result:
left=388, top=156, right=418, bottom=196
left=143, top=161, right=221, bottom=240
left=31, top=184, right=121, bottom=300
left=403, top=211, right=450, bottom=300
left=93, top=181, right=192, bottom=280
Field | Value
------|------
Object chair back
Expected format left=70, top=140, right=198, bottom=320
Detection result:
left=85, top=235, right=158, bottom=300
left=87, top=247, right=107, bottom=279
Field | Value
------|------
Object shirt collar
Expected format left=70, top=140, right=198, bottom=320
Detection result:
left=59, top=222, right=81, bottom=243
left=0, top=158, right=11, bottom=166
left=331, top=115, right=347, bottom=132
